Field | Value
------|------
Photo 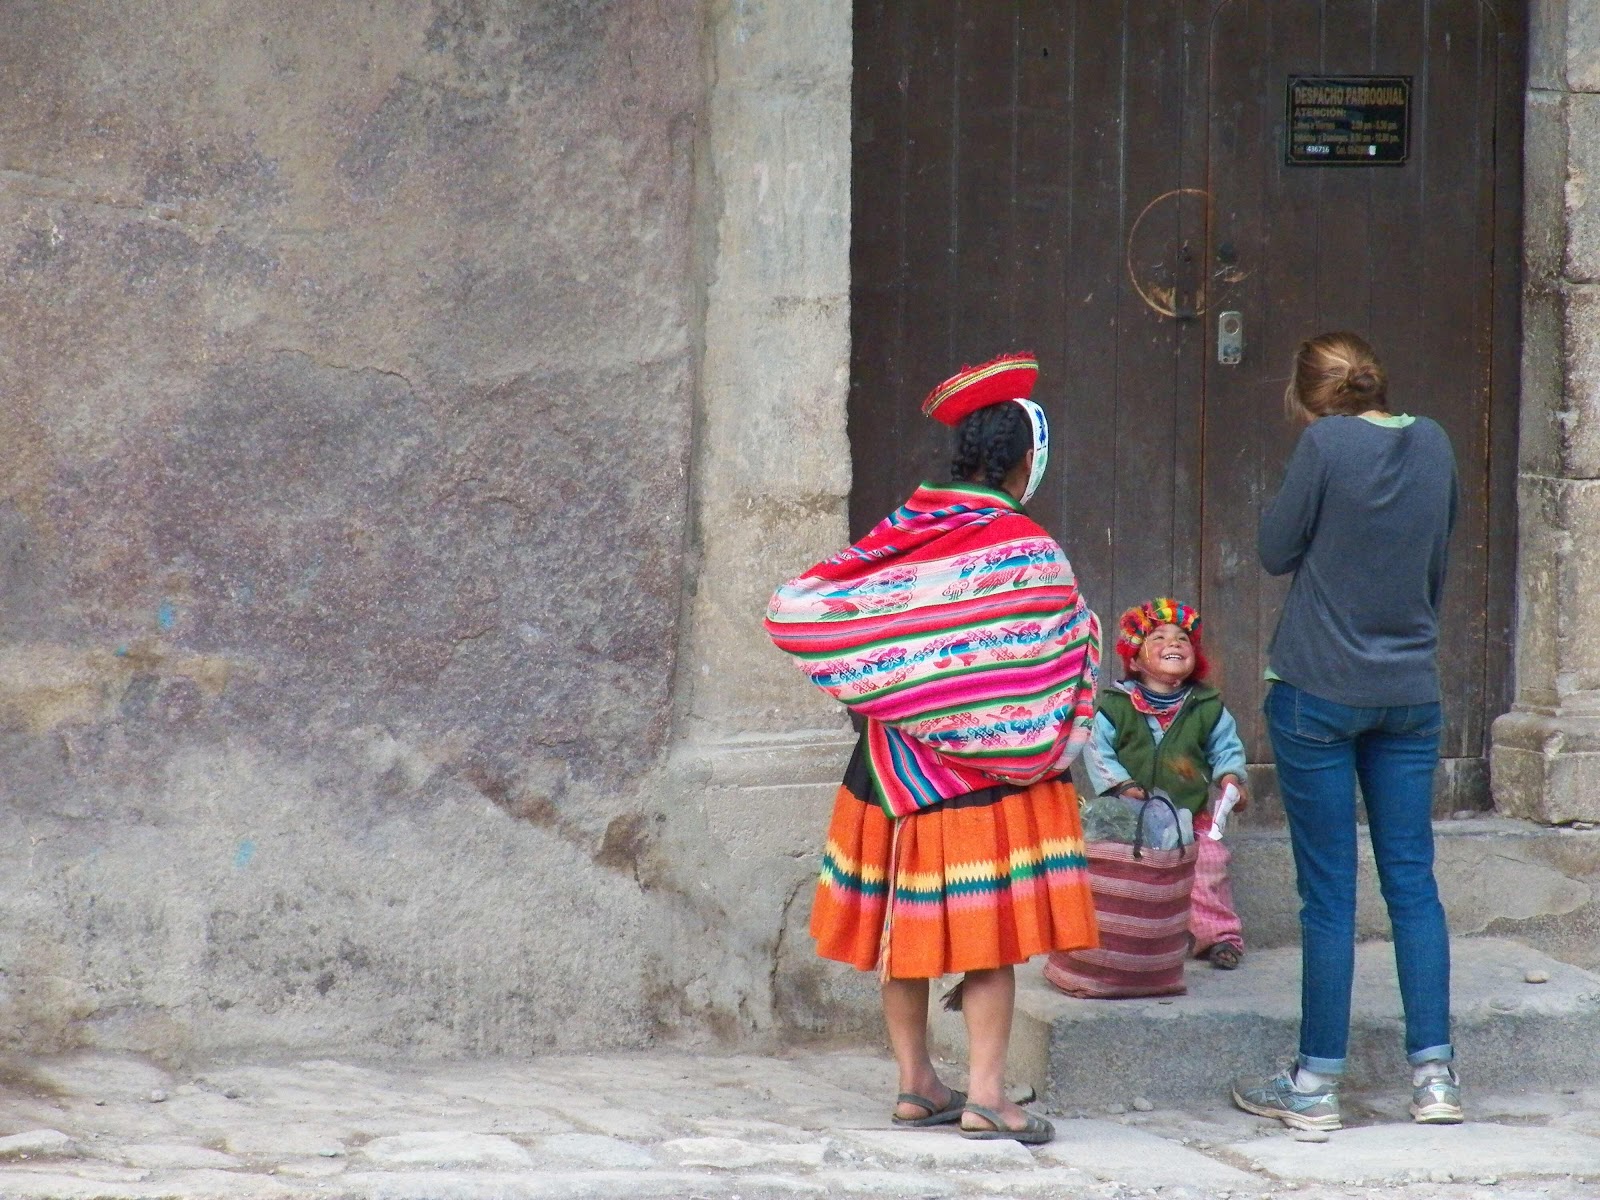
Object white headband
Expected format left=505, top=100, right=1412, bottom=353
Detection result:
left=1012, top=399, right=1049, bottom=505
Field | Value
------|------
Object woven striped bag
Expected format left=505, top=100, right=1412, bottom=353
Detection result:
left=1044, top=798, right=1198, bottom=999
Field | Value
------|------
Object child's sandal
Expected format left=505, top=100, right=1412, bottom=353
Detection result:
left=1208, top=942, right=1243, bottom=970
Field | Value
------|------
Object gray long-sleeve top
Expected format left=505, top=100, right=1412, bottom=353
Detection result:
left=1258, top=414, right=1458, bottom=708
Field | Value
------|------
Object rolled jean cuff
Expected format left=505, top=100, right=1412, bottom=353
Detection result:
left=1297, top=1052, right=1346, bottom=1077
left=1408, top=1044, right=1454, bottom=1068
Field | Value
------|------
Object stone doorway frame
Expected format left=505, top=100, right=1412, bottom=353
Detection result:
left=671, top=0, right=1594, bottom=1035
left=1489, top=0, right=1600, bottom=826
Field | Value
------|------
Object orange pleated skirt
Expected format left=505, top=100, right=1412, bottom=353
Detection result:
left=810, top=767, right=1099, bottom=979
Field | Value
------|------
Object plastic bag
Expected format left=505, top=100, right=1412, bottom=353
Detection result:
left=1080, top=793, right=1141, bottom=843
left=1080, top=790, right=1192, bottom=849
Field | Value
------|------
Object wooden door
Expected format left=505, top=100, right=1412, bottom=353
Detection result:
left=1200, top=0, right=1523, bottom=789
left=848, top=1, right=1522, bottom=808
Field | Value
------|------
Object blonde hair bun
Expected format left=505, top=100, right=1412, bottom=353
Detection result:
left=1345, top=363, right=1382, bottom=396
left=1287, top=332, right=1389, bottom=418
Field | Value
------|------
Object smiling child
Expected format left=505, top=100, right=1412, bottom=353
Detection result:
left=1082, top=598, right=1249, bottom=968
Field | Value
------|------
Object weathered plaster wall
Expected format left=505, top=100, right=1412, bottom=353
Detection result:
left=0, top=0, right=717, bottom=1057
left=1493, top=0, right=1600, bottom=822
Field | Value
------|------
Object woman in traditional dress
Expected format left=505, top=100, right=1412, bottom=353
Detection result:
left=766, top=355, right=1101, bottom=1145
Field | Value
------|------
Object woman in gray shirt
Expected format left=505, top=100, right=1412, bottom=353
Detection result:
left=1230, top=332, right=1461, bottom=1132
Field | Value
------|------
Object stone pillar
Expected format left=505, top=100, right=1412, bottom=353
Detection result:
left=647, top=0, right=866, bottom=1033
left=676, top=0, right=855, bottom=773
left=1491, top=0, right=1600, bottom=822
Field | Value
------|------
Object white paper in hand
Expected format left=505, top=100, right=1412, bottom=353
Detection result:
left=1208, top=782, right=1242, bottom=841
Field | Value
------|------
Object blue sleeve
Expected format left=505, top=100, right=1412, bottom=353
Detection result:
left=1082, top=712, right=1132, bottom=797
left=1258, top=427, right=1326, bottom=576
left=1206, top=706, right=1248, bottom=782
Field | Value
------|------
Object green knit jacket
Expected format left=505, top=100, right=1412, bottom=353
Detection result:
left=1097, top=685, right=1224, bottom=815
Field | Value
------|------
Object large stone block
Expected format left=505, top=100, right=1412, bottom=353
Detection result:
left=1519, top=283, right=1566, bottom=479
left=1569, top=0, right=1600, bottom=92
left=1231, top=818, right=1598, bottom=951
left=0, top=742, right=667, bottom=1057
left=1557, top=477, right=1600, bottom=692
left=1566, top=94, right=1600, bottom=282
left=1525, top=91, right=1571, bottom=287
left=701, top=294, right=853, bottom=498
left=641, top=741, right=862, bottom=1040
left=676, top=731, right=853, bottom=862
left=1508, top=475, right=1564, bottom=709
left=1506, top=475, right=1600, bottom=704
left=712, top=0, right=852, bottom=90
left=1530, top=0, right=1571, bottom=92
left=684, top=0, right=853, bottom=746
left=773, top=874, right=885, bottom=1037
left=708, top=87, right=852, bottom=299
left=0, top=0, right=739, bottom=1058
left=935, top=940, right=1600, bottom=1104
left=680, top=493, right=853, bottom=735
left=1493, top=708, right=1600, bottom=822
left=1565, top=286, right=1600, bottom=477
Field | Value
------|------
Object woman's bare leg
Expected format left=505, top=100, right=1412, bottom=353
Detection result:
left=959, top=966, right=1030, bottom=1129
left=882, top=977, right=954, bottom=1118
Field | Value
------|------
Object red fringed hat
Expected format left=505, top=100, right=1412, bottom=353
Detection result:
left=920, top=352, right=1039, bottom=426
left=1116, top=598, right=1209, bottom=682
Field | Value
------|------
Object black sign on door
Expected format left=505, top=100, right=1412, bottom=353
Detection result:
left=1286, top=75, right=1410, bottom=165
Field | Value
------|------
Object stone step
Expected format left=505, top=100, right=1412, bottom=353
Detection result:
left=931, top=937, right=1600, bottom=1107
left=1229, top=818, right=1600, bottom=968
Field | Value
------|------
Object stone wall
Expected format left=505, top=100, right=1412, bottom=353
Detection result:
left=0, top=0, right=857, bottom=1060
left=1492, top=0, right=1600, bottom=822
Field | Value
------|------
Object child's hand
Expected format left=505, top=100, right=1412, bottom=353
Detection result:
left=1116, top=782, right=1148, bottom=801
left=1218, top=773, right=1248, bottom=812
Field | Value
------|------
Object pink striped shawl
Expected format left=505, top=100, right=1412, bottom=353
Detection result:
left=765, top=481, right=1101, bottom=817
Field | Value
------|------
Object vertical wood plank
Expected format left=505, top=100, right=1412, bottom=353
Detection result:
left=1314, top=0, right=1376, bottom=332
left=892, top=2, right=962, bottom=516
left=1417, top=0, right=1492, bottom=759
left=848, top=0, right=913, bottom=536
left=1058, top=0, right=1127, bottom=627
left=1368, top=0, right=1427, bottom=419
left=1485, top=0, right=1526, bottom=739
left=1204, top=0, right=1326, bottom=758
left=1110, top=2, right=1200, bottom=622
left=1012, top=1, right=1076, bottom=551
left=1170, top=0, right=1211, bottom=612
left=951, top=4, right=1021, bottom=366
left=1200, top=0, right=1271, bottom=713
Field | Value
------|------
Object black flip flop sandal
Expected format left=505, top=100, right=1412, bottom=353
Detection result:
left=890, top=1088, right=967, bottom=1127
left=959, top=1103, right=1054, bottom=1144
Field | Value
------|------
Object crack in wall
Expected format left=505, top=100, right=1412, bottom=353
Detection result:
left=766, top=873, right=810, bottom=1013
left=259, top=348, right=420, bottom=396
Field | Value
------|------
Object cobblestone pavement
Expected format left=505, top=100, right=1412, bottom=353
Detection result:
left=0, top=1047, right=1592, bottom=1198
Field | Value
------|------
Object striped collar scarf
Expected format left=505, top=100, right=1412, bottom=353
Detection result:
left=1128, top=681, right=1191, bottom=730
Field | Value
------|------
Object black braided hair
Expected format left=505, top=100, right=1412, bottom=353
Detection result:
left=950, top=402, right=1030, bottom=491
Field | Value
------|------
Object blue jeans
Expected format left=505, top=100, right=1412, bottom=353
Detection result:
left=1265, top=682, right=1454, bottom=1075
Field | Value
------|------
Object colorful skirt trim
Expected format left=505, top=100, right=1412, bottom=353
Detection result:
left=810, top=744, right=1099, bottom=978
